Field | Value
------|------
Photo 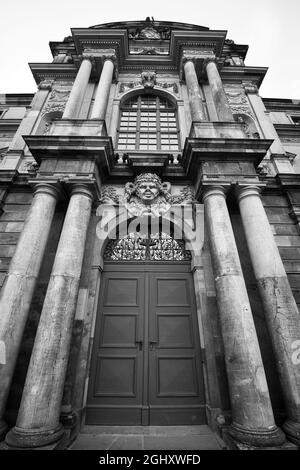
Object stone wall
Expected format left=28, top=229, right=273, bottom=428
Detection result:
left=262, top=193, right=300, bottom=312
left=0, top=190, right=32, bottom=291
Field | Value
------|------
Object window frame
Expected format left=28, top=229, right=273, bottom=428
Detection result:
left=117, top=93, right=180, bottom=152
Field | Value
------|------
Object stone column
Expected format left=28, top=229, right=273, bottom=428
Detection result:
left=62, top=58, right=93, bottom=119
left=91, top=58, right=115, bottom=120
left=203, top=186, right=284, bottom=447
left=236, top=185, right=300, bottom=445
left=6, top=184, right=93, bottom=448
left=0, top=183, right=59, bottom=439
left=204, top=59, right=234, bottom=122
left=183, top=60, right=206, bottom=121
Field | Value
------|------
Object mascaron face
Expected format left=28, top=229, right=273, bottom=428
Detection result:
left=136, top=182, right=160, bottom=204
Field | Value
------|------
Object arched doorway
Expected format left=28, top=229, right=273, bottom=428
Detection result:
left=86, top=232, right=206, bottom=425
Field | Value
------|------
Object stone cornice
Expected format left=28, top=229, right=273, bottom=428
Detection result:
left=263, top=98, right=300, bottom=112
left=0, top=119, right=22, bottom=133
left=276, top=173, right=300, bottom=189
left=23, top=134, right=115, bottom=181
left=0, top=94, right=34, bottom=107
left=29, top=63, right=77, bottom=85
left=220, top=66, right=268, bottom=88
left=182, top=138, right=273, bottom=180
left=274, top=124, right=300, bottom=141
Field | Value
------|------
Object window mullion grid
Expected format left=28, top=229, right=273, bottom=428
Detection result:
left=157, top=98, right=161, bottom=150
left=136, top=96, right=142, bottom=150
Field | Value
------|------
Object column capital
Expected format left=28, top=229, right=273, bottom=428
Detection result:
left=79, top=54, right=96, bottom=67
left=181, top=49, right=205, bottom=65
left=202, top=56, right=219, bottom=72
left=201, top=185, right=227, bottom=202
left=82, top=48, right=118, bottom=81
left=82, top=48, right=117, bottom=67
left=31, top=181, right=63, bottom=200
left=235, top=184, right=264, bottom=203
left=180, top=50, right=208, bottom=79
left=70, top=183, right=94, bottom=200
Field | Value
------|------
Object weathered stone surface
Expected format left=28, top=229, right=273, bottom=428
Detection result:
left=204, top=186, right=284, bottom=447
left=0, top=184, right=59, bottom=438
left=91, top=59, right=114, bottom=119
left=63, top=59, right=92, bottom=119
left=6, top=185, right=93, bottom=448
left=184, top=60, right=206, bottom=121
left=237, top=185, right=300, bottom=445
left=205, top=60, right=234, bottom=122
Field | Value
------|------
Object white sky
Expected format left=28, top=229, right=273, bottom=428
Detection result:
left=1, top=0, right=299, bottom=99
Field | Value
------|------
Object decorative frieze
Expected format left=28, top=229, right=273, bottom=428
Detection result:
left=224, top=85, right=255, bottom=120
left=100, top=174, right=195, bottom=215
left=129, top=46, right=168, bottom=55
left=118, top=79, right=179, bottom=96
left=128, top=24, right=171, bottom=40
left=104, top=232, right=191, bottom=261
left=41, top=82, right=72, bottom=116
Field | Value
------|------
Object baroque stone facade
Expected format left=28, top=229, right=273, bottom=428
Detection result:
left=0, top=18, right=300, bottom=450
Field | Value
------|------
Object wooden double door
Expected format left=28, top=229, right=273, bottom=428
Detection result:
left=86, top=262, right=206, bottom=425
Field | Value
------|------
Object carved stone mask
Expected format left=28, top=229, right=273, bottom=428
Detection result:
left=136, top=181, right=160, bottom=204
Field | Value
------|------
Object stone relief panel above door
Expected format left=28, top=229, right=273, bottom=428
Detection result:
left=100, top=173, right=195, bottom=217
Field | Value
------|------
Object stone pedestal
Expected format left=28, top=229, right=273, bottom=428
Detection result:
left=0, top=183, right=59, bottom=439
left=184, top=60, right=206, bottom=121
left=5, top=184, right=93, bottom=448
left=91, top=59, right=114, bottom=119
left=63, top=59, right=93, bottom=119
left=204, top=59, right=234, bottom=122
left=237, top=185, right=300, bottom=445
left=203, top=186, right=284, bottom=447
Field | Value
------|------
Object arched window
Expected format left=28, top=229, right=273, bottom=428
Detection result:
left=117, top=94, right=180, bottom=151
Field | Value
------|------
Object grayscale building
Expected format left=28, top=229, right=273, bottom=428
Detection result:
left=0, top=18, right=300, bottom=450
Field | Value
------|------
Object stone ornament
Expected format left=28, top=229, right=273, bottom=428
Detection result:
left=119, top=80, right=179, bottom=95
left=41, top=82, right=72, bottom=116
left=243, top=83, right=259, bottom=95
left=125, top=173, right=171, bottom=216
left=141, top=71, right=157, bottom=89
left=128, top=25, right=170, bottom=40
left=100, top=173, right=195, bottom=217
left=104, top=232, right=191, bottom=261
left=224, top=85, right=255, bottom=120
left=38, top=79, right=54, bottom=91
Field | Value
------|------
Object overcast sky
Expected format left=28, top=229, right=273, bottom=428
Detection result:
left=1, top=0, right=299, bottom=99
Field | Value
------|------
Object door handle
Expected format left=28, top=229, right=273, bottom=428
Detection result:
left=135, top=340, right=143, bottom=351
left=149, top=341, right=158, bottom=350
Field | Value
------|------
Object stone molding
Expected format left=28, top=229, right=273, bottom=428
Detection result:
left=243, top=83, right=259, bottom=95
left=38, top=79, right=54, bottom=91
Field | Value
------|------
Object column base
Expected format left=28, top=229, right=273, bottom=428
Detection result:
left=60, top=409, right=78, bottom=429
left=0, top=419, right=9, bottom=441
left=228, top=422, right=285, bottom=447
left=5, top=423, right=65, bottom=448
left=282, top=419, right=300, bottom=446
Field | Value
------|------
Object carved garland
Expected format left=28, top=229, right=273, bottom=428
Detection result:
left=224, top=86, right=255, bottom=120
left=119, top=81, right=179, bottom=95
left=41, top=83, right=72, bottom=117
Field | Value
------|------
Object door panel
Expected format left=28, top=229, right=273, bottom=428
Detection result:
left=86, top=271, right=144, bottom=424
left=86, top=263, right=206, bottom=425
left=148, top=271, right=206, bottom=424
